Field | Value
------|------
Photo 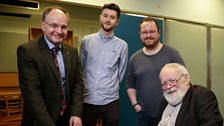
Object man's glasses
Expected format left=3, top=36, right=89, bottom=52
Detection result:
left=140, top=30, right=157, bottom=35
left=161, top=74, right=184, bottom=90
left=43, top=21, right=68, bottom=30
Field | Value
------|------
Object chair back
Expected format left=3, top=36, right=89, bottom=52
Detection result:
left=0, top=94, right=23, bottom=116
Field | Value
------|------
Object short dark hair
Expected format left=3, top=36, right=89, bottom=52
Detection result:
left=102, top=3, right=121, bottom=18
left=42, top=6, right=70, bottom=22
left=139, top=16, right=160, bottom=32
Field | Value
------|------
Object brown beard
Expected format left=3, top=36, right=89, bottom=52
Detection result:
left=142, top=38, right=160, bottom=49
left=101, top=24, right=113, bottom=32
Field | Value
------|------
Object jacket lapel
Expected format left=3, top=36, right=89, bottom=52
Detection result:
left=38, top=36, right=61, bottom=81
left=175, top=86, right=192, bottom=126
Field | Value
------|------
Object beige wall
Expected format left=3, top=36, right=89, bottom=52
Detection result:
left=165, top=20, right=207, bottom=87
left=211, top=28, right=224, bottom=117
left=58, top=0, right=224, bottom=26
left=0, top=1, right=100, bottom=72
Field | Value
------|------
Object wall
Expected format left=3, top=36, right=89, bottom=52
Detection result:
left=0, top=1, right=100, bottom=72
left=58, top=0, right=224, bottom=26
left=211, top=28, right=224, bottom=117
left=165, top=20, right=207, bottom=87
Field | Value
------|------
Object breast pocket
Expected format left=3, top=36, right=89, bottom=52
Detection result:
left=105, top=50, right=119, bottom=69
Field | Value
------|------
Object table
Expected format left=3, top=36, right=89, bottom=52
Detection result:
left=0, top=87, right=21, bottom=101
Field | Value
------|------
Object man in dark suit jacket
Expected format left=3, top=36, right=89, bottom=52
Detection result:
left=157, top=63, right=223, bottom=126
left=17, top=6, right=84, bottom=126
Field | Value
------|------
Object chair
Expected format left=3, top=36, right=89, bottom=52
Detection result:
left=0, top=114, right=22, bottom=126
left=96, top=117, right=102, bottom=126
left=0, top=122, right=21, bottom=126
left=0, top=94, right=23, bottom=116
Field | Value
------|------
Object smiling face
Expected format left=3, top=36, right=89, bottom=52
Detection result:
left=100, top=8, right=119, bottom=34
left=41, top=9, right=69, bottom=46
left=160, top=65, right=190, bottom=106
left=140, top=21, right=160, bottom=49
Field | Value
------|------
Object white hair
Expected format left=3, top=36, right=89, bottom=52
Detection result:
left=160, top=63, right=189, bottom=78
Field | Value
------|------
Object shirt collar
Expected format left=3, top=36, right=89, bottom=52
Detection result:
left=44, top=36, right=62, bottom=49
left=98, top=30, right=114, bottom=40
left=170, top=101, right=182, bottom=107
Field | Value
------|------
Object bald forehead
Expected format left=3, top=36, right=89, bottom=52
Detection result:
left=42, top=7, right=69, bottom=22
left=51, top=9, right=64, bottom=14
left=160, top=66, right=177, bottom=77
left=46, top=9, right=67, bottom=18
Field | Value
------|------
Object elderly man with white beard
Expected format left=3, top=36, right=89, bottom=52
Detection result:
left=157, top=63, right=223, bottom=126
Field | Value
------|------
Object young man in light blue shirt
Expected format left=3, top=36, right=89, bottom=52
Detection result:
left=80, top=3, right=128, bottom=126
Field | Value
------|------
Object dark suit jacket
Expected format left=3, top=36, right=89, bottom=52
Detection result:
left=158, top=85, right=223, bottom=126
left=17, top=36, right=84, bottom=126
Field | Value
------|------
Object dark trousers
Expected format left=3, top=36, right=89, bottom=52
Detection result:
left=56, top=109, right=70, bottom=126
left=82, top=100, right=119, bottom=126
left=137, top=111, right=158, bottom=126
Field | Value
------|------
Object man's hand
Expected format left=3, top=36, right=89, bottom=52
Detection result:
left=134, top=104, right=142, bottom=112
left=69, top=116, right=82, bottom=126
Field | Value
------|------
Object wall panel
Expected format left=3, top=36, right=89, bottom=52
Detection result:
left=166, top=20, right=207, bottom=87
left=211, top=28, right=224, bottom=116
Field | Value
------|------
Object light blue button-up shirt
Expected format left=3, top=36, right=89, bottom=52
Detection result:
left=80, top=31, right=128, bottom=105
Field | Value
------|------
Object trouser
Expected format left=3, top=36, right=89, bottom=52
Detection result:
left=56, top=108, right=70, bottom=126
left=137, top=111, right=159, bottom=126
left=82, top=99, right=119, bottom=126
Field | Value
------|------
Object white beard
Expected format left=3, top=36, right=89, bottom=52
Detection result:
left=164, top=86, right=188, bottom=106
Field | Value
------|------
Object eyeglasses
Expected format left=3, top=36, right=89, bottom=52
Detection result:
left=43, top=21, right=68, bottom=30
left=161, top=74, right=184, bottom=90
left=140, top=30, right=157, bottom=35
